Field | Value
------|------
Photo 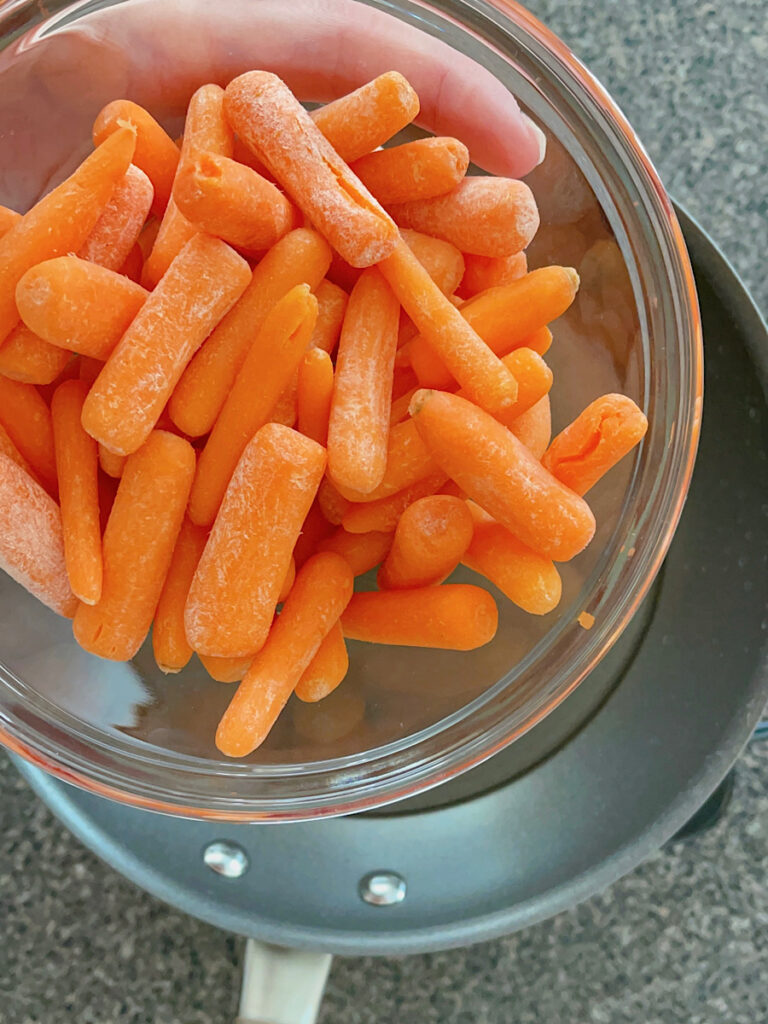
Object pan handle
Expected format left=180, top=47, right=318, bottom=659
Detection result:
left=236, top=939, right=333, bottom=1024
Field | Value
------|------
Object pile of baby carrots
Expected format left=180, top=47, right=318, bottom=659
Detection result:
left=0, top=70, right=648, bottom=758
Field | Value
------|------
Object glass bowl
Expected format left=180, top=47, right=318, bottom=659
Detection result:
left=0, top=0, right=702, bottom=820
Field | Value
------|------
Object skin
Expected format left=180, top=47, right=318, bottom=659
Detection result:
left=0, top=0, right=544, bottom=211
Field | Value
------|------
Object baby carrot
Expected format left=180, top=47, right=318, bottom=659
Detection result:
left=142, top=84, right=235, bottom=287
left=378, top=494, right=473, bottom=589
left=188, top=284, right=318, bottom=526
left=98, top=445, right=126, bottom=479
left=509, top=395, right=552, bottom=459
left=459, top=251, right=528, bottom=297
left=73, top=431, right=195, bottom=660
left=174, top=150, right=296, bottom=252
left=168, top=227, right=330, bottom=437
left=378, top=236, right=518, bottom=415
left=224, top=72, right=398, bottom=267
left=341, top=470, right=448, bottom=534
left=542, top=394, right=648, bottom=495
left=293, top=499, right=335, bottom=569
left=199, top=653, right=253, bottom=684
left=50, top=381, right=102, bottom=606
left=0, top=422, right=36, bottom=480
left=308, top=279, right=348, bottom=355
left=0, top=205, right=21, bottom=237
left=0, top=377, right=57, bottom=496
left=342, top=584, right=497, bottom=650
left=185, top=424, right=326, bottom=658
left=311, top=71, right=420, bottom=163
left=119, top=242, right=144, bottom=283
left=271, top=378, right=299, bottom=428
left=410, top=390, right=596, bottom=561
left=462, top=504, right=562, bottom=615
left=317, top=478, right=351, bottom=526
left=152, top=517, right=208, bottom=673
left=216, top=551, right=354, bottom=756
left=494, top=348, right=553, bottom=428
left=0, top=127, right=136, bottom=345
left=278, top=557, right=296, bottom=603
left=317, top=527, right=392, bottom=576
left=0, top=453, right=76, bottom=617
left=82, top=235, right=250, bottom=456
left=16, top=257, right=147, bottom=360
left=0, top=324, right=71, bottom=385
left=389, top=177, right=539, bottom=257
left=401, top=229, right=465, bottom=297
left=409, top=266, right=579, bottom=389
left=328, top=268, right=399, bottom=495
left=389, top=387, right=418, bottom=426
left=294, top=621, right=349, bottom=703
left=351, top=137, right=469, bottom=205
left=93, top=100, right=179, bottom=213
left=78, top=164, right=154, bottom=271
left=297, top=348, right=334, bottom=446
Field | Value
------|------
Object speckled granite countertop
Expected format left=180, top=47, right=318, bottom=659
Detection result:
left=1, top=1, right=767, bottom=1022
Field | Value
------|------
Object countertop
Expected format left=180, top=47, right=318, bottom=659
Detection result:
left=1, top=0, right=767, bottom=1021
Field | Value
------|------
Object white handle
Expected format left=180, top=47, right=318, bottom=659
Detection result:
left=237, top=939, right=333, bottom=1024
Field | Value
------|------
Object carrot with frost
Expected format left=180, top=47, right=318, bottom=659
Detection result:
left=308, top=280, right=348, bottom=355
left=73, top=431, right=195, bottom=660
left=78, top=164, right=154, bottom=270
left=342, top=584, right=497, bottom=650
left=93, top=100, right=178, bottom=213
left=294, top=621, right=349, bottom=703
left=169, top=228, right=330, bottom=437
left=216, top=551, right=354, bottom=756
left=185, top=424, right=326, bottom=658
left=400, top=229, right=465, bottom=297
left=188, top=284, right=318, bottom=526
left=82, top=234, right=250, bottom=456
left=224, top=71, right=398, bottom=268
left=459, top=251, right=528, bottom=297
left=409, top=390, right=595, bottom=561
left=0, top=454, right=76, bottom=617
left=0, top=377, right=57, bottom=496
left=378, top=494, right=473, bottom=589
left=50, top=380, right=102, bottom=605
left=351, top=137, right=469, bottom=205
left=0, top=324, right=71, bottom=385
left=152, top=517, right=208, bottom=673
left=297, top=348, right=334, bottom=446
left=317, top=478, right=351, bottom=526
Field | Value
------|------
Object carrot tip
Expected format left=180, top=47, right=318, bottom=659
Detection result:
left=408, top=388, right=432, bottom=418
left=565, top=267, right=580, bottom=291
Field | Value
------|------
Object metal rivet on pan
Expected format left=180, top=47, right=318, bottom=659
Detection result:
left=359, top=871, right=407, bottom=906
left=203, top=840, right=250, bottom=878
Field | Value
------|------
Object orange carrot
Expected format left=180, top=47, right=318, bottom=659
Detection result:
left=0, top=453, right=76, bottom=617
left=50, top=380, right=102, bottom=605
left=294, top=621, right=349, bottom=703
left=297, top=348, right=334, bottom=446
left=169, top=228, right=330, bottom=437
left=98, top=444, right=126, bottom=479
left=389, top=177, right=539, bottom=257
left=216, top=551, right=354, bottom=755
left=0, top=205, right=21, bottom=237
left=327, top=268, right=399, bottom=494
left=493, top=348, right=553, bottom=428
left=335, top=418, right=435, bottom=504
left=0, top=127, right=136, bottom=345
left=0, top=377, right=57, bottom=495
left=317, top=527, right=392, bottom=576
left=308, top=279, right=348, bottom=355
left=410, top=390, right=595, bottom=561
left=378, top=237, right=518, bottom=415
left=188, top=284, right=318, bottom=526
left=152, top=517, right=208, bottom=673
left=278, top=556, right=296, bottom=603
left=0, top=422, right=36, bottom=480
left=409, top=266, right=578, bottom=389
left=293, top=499, right=335, bottom=569
left=317, top=478, right=351, bottom=526
left=351, top=137, right=469, bottom=205
left=199, top=653, right=253, bottom=684
left=541, top=394, right=648, bottom=495
left=341, top=470, right=448, bottom=534
left=78, top=164, right=154, bottom=271
left=271, top=378, right=299, bottom=428
left=82, top=235, right=250, bottom=456
left=137, top=218, right=161, bottom=260
left=311, top=71, right=420, bottom=163
left=462, top=504, right=562, bottom=615
left=459, top=251, right=528, bottom=297
left=378, top=494, right=473, bottom=589
left=509, top=395, right=552, bottom=459
left=142, top=84, right=234, bottom=287
left=174, top=150, right=296, bottom=251
left=389, top=387, right=417, bottom=426
left=73, top=431, right=195, bottom=660
left=224, top=72, right=398, bottom=267
left=185, top=424, right=326, bottom=658
left=401, top=229, right=465, bottom=297
left=341, top=584, right=497, bottom=650
left=93, top=100, right=179, bottom=213
left=119, top=242, right=144, bottom=283
left=16, top=256, right=147, bottom=360
left=0, top=324, right=71, bottom=385
left=391, top=363, right=418, bottom=401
